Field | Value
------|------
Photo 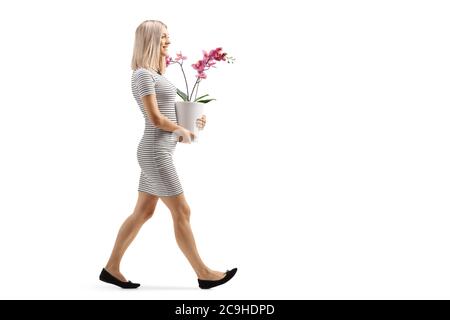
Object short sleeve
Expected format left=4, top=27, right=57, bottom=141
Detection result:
left=135, top=69, right=156, bottom=97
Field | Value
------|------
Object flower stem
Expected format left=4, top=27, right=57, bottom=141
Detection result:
left=177, top=61, right=190, bottom=100
left=194, top=81, right=200, bottom=101
left=190, top=78, right=200, bottom=101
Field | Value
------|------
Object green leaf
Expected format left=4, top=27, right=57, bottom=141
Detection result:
left=194, top=94, right=210, bottom=102
left=196, top=98, right=216, bottom=104
left=176, top=88, right=188, bottom=101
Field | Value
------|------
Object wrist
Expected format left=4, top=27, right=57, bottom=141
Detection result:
left=173, top=125, right=183, bottom=136
left=174, top=125, right=184, bottom=132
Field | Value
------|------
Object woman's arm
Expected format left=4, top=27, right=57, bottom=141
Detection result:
left=141, top=94, right=182, bottom=132
left=141, top=94, right=196, bottom=143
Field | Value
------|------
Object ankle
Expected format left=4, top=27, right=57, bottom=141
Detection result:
left=105, top=264, right=120, bottom=273
left=196, top=267, right=213, bottom=279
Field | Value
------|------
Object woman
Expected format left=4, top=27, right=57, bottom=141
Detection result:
left=99, top=20, right=237, bottom=289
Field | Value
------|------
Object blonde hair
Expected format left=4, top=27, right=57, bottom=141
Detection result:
left=131, top=20, right=167, bottom=74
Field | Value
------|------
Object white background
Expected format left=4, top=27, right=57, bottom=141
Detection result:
left=0, top=0, right=449, bottom=299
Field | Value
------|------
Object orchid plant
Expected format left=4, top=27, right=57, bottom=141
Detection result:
left=165, top=47, right=235, bottom=103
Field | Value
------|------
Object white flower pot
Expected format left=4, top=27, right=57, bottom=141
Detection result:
left=175, top=101, right=205, bottom=142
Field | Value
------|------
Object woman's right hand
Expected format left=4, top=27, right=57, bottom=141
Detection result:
left=175, top=127, right=196, bottom=143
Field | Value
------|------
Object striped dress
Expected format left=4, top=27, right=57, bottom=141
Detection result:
left=131, top=67, right=183, bottom=197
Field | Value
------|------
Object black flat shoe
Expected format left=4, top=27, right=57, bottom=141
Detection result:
left=99, top=268, right=140, bottom=289
left=198, top=268, right=238, bottom=289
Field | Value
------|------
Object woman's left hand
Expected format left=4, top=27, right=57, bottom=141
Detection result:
left=196, top=115, right=206, bottom=130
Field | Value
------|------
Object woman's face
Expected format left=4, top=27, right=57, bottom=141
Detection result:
left=160, top=28, right=171, bottom=57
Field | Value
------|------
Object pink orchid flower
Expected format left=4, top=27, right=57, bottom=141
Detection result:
left=175, top=52, right=187, bottom=61
left=167, top=48, right=235, bottom=102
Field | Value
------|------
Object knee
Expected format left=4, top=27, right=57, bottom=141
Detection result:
left=134, top=208, right=155, bottom=222
left=172, top=204, right=191, bottom=223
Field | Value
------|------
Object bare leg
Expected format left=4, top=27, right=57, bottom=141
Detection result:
left=159, top=192, right=226, bottom=280
left=105, top=191, right=159, bottom=281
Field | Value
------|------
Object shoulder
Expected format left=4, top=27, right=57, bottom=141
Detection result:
left=133, top=67, right=152, bottom=76
left=133, top=68, right=158, bottom=82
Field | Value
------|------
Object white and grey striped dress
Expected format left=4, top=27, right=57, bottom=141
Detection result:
left=131, top=67, right=183, bottom=197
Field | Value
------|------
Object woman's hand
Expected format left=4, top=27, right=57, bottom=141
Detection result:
left=196, top=115, right=206, bottom=130
left=175, top=127, right=196, bottom=143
